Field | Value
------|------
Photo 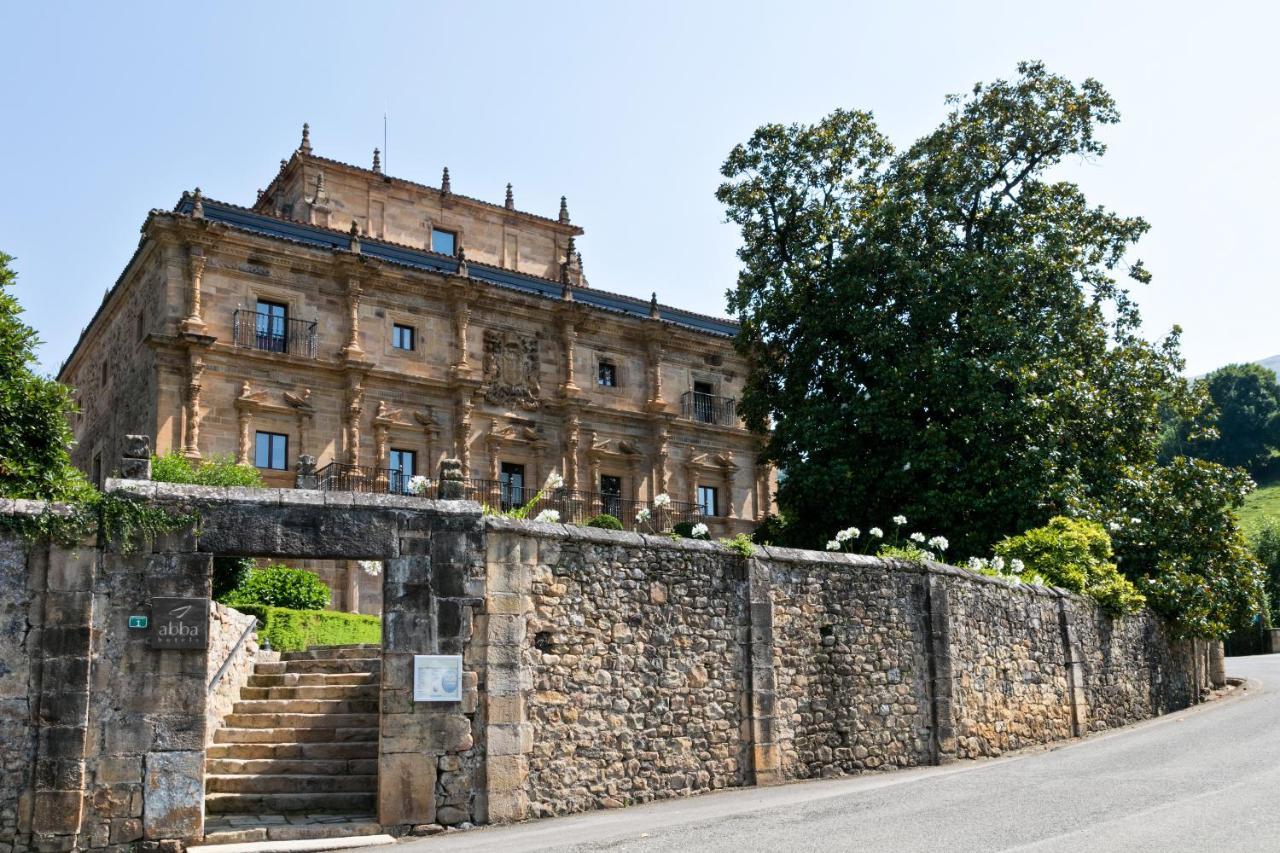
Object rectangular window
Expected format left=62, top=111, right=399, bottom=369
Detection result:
left=254, top=431, right=289, bottom=470
left=597, top=361, right=617, bottom=387
left=692, top=380, right=715, bottom=423
left=697, top=485, right=718, bottom=517
left=392, top=323, right=415, bottom=351
left=431, top=227, right=457, bottom=256
left=255, top=300, right=288, bottom=353
left=389, top=448, right=417, bottom=494
left=600, top=474, right=623, bottom=519
left=499, top=462, right=526, bottom=511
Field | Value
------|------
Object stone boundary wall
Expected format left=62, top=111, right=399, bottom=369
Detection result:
left=204, top=604, right=261, bottom=745
left=0, top=484, right=1216, bottom=851
left=480, top=519, right=1212, bottom=820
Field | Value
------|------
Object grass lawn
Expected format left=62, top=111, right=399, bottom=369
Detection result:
left=1240, top=470, right=1280, bottom=538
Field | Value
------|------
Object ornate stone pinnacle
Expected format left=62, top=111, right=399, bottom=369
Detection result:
left=372, top=148, right=381, bottom=173
left=456, top=244, right=469, bottom=277
left=441, top=166, right=451, bottom=194
left=349, top=220, right=361, bottom=252
left=559, top=196, right=570, bottom=224
left=505, top=183, right=514, bottom=210
left=191, top=187, right=204, bottom=219
left=650, top=292, right=660, bottom=319
left=300, top=122, right=312, bottom=155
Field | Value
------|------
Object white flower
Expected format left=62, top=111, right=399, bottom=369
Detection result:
left=927, top=536, right=949, bottom=551
left=826, top=540, right=842, bottom=551
left=635, top=507, right=652, bottom=524
left=653, top=493, right=672, bottom=509
left=407, top=475, right=430, bottom=495
left=869, top=527, right=883, bottom=538
left=358, top=560, right=382, bottom=576
left=543, top=472, right=565, bottom=491
left=534, top=509, right=560, bottom=523
left=1107, top=521, right=1122, bottom=532
left=836, top=526, right=859, bottom=542
left=909, top=532, right=926, bottom=543
left=1010, top=558, right=1025, bottom=573
left=902, top=462, right=911, bottom=471
left=893, top=515, right=908, bottom=526
left=991, top=555, right=1005, bottom=573
left=967, top=557, right=986, bottom=571
left=691, top=522, right=709, bottom=539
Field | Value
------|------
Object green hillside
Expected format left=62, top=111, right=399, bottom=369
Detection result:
left=1240, top=471, right=1280, bottom=537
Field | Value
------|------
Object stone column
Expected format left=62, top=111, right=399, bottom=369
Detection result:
left=559, top=319, right=578, bottom=395
left=181, top=246, right=207, bottom=334
left=652, top=423, right=669, bottom=496
left=720, top=457, right=735, bottom=520
left=344, top=379, right=364, bottom=465
left=924, top=573, right=958, bottom=763
left=235, top=408, right=252, bottom=466
left=342, top=277, right=365, bottom=359
left=455, top=399, right=473, bottom=479
left=745, top=557, right=781, bottom=785
left=563, top=416, right=580, bottom=492
left=182, top=353, right=203, bottom=459
left=451, top=297, right=471, bottom=374
left=1055, top=594, right=1089, bottom=737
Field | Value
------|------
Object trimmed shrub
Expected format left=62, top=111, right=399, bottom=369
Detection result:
left=994, top=516, right=1145, bottom=613
left=151, top=451, right=263, bottom=487
left=212, top=556, right=255, bottom=601
left=586, top=513, right=623, bottom=530
left=231, top=604, right=380, bottom=652
left=223, top=564, right=330, bottom=610
left=673, top=521, right=695, bottom=538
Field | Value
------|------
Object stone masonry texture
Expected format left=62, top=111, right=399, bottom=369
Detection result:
left=0, top=484, right=1213, bottom=851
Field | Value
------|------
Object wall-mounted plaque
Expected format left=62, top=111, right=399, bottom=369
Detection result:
left=413, top=654, right=463, bottom=702
left=149, top=597, right=209, bottom=650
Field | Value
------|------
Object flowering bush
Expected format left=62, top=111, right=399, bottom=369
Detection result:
left=534, top=509, right=561, bottom=524
left=489, top=471, right=566, bottom=520
left=407, top=475, right=430, bottom=496
left=653, top=493, right=672, bottom=509
left=821, top=513, right=948, bottom=562
left=989, top=517, right=1145, bottom=613
left=691, top=522, right=710, bottom=539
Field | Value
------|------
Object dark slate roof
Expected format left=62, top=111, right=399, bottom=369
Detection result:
left=179, top=196, right=739, bottom=339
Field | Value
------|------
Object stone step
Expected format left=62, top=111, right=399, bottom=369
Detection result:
left=206, top=773, right=378, bottom=794
left=248, top=672, right=377, bottom=688
left=213, top=727, right=377, bottom=745
left=193, top=829, right=391, bottom=852
left=280, top=645, right=381, bottom=661
left=240, top=684, right=379, bottom=701
left=204, top=792, right=377, bottom=815
left=224, top=712, right=379, bottom=730
left=278, top=658, right=381, bottom=675
left=206, top=757, right=378, bottom=776
left=207, top=742, right=378, bottom=761
left=232, top=698, right=379, bottom=715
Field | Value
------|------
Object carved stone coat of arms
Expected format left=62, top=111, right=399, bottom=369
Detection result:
left=481, top=329, right=542, bottom=410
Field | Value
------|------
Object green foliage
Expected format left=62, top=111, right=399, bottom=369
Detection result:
left=230, top=604, right=380, bottom=652
left=877, top=543, right=931, bottom=562
left=223, top=564, right=330, bottom=610
left=672, top=521, right=696, bottom=538
left=1238, top=469, right=1280, bottom=537
left=719, top=532, right=756, bottom=558
left=0, top=252, right=92, bottom=502
left=718, top=62, right=1263, bottom=635
left=213, top=556, right=255, bottom=601
left=1253, top=522, right=1280, bottom=627
left=586, top=513, right=623, bottom=530
left=751, top=513, right=787, bottom=545
left=0, top=491, right=192, bottom=552
left=1173, top=364, right=1280, bottom=475
left=994, top=517, right=1145, bottom=613
left=151, top=451, right=264, bottom=487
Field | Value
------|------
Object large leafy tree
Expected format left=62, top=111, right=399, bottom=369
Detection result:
left=720, top=62, right=1263, bottom=635
left=1182, top=364, right=1280, bottom=475
left=0, top=252, right=90, bottom=501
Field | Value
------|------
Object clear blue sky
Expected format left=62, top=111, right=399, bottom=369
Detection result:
left=2, top=0, right=1275, bottom=377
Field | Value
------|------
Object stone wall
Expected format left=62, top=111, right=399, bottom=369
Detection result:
left=205, top=603, right=261, bottom=744
left=0, top=521, right=38, bottom=853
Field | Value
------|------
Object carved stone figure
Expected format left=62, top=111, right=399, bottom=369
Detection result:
left=481, top=329, right=542, bottom=410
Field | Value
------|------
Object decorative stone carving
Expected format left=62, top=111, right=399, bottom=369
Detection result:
left=183, top=354, right=204, bottom=458
left=481, top=329, right=541, bottom=410
left=345, top=379, right=364, bottom=464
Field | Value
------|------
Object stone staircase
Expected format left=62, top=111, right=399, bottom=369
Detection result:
left=203, top=644, right=384, bottom=846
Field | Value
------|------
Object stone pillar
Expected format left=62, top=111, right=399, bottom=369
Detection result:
left=438, top=458, right=465, bottom=500
left=236, top=408, right=252, bottom=465
left=745, top=557, right=781, bottom=785
left=924, top=573, right=957, bottom=763
left=1209, top=639, right=1226, bottom=688
left=652, top=423, right=669, bottom=497
left=345, top=379, right=364, bottom=465
left=379, top=516, right=483, bottom=828
left=451, top=297, right=471, bottom=374
left=120, top=435, right=152, bottom=480
left=181, top=246, right=207, bottom=334
left=455, top=399, right=473, bottom=479
left=345, top=561, right=361, bottom=615
left=559, top=319, right=578, bottom=395
left=342, top=277, right=365, bottom=359
left=564, top=416, right=580, bottom=492
left=1056, top=594, right=1089, bottom=737
left=295, top=455, right=318, bottom=490
left=182, top=354, right=203, bottom=459
left=482, top=527, right=535, bottom=822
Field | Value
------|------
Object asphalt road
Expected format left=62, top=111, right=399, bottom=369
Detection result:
left=389, top=655, right=1280, bottom=852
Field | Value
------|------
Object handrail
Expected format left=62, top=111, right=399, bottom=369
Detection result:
left=208, top=614, right=260, bottom=694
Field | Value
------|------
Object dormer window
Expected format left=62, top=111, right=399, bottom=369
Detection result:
left=431, top=228, right=457, bottom=256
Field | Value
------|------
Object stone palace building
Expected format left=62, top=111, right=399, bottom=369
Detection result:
left=59, top=126, right=773, bottom=560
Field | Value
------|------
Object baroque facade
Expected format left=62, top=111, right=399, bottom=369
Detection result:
left=59, top=125, right=773, bottom=546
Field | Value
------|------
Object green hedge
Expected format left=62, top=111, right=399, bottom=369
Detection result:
left=231, top=605, right=381, bottom=652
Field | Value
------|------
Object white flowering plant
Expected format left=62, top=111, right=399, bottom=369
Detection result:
left=690, top=522, right=709, bottom=539
left=407, top=475, right=431, bottom=496
left=533, top=509, right=560, bottom=524
left=485, top=470, right=567, bottom=521
left=820, top=513, right=952, bottom=564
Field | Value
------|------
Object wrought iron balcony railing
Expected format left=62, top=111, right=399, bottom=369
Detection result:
left=316, top=462, right=420, bottom=495
left=313, top=468, right=701, bottom=530
left=232, top=310, right=318, bottom=358
left=680, top=390, right=737, bottom=426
